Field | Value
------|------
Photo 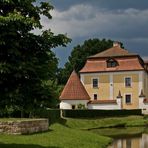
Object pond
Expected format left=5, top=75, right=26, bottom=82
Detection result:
left=90, top=127, right=148, bottom=148
left=108, top=133, right=148, bottom=148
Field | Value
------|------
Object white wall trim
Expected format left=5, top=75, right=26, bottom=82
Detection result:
left=139, top=71, right=144, bottom=96
left=109, top=74, right=113, bottom=99
left=80, top=74, right=84, bottom=85
left=60, top=100, right=89, bottom=109
left=88, top=103, right=120, bottom=110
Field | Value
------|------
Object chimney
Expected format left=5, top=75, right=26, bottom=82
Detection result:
left=113, top=41, right=121, bottom=47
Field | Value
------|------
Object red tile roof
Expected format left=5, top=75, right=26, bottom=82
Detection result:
left=88, top=100, right=117, bottom=104
left=144, top=98, right=148, bottom=103
left=80, top=56, right=144, bottom=73
left=89, top=46, right=137, bottom=58
left=60, top=71, right=90, bottom=100
left=80, top=45, right=145, bottom=73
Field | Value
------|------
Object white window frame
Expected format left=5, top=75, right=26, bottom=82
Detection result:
left=124, top=77, right=132, bottom=87
left=92, top=77, right=99, bottom=88
left=125, top=93, right=132, bottom=104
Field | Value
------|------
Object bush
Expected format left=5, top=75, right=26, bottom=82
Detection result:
left=62, top=109, right=142, bottom=118
left=143, top=115, right=148, bottom=119
left=35, top=109, right=62, bottom=124
left=77, top=104, right=86, bottom=109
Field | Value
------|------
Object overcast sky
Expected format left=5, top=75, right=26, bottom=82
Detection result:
left=38, top=0, right=148, bottom=67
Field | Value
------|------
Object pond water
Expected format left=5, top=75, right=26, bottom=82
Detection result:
left=108, top=133, right=148, bottom=148
left=90, top=127, right=148, bottom=148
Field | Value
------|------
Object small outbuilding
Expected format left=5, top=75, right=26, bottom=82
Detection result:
left=59, top=70, right=90, bottom=109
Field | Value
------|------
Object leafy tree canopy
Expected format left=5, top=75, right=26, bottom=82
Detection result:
left=0, top=0, right=71, bottom=117
left=57, top=39, right=123, bottom=85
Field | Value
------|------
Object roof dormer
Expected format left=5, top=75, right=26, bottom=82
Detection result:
left=106, top=58, right=118, bottom=68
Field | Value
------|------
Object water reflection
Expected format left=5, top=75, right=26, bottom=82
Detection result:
left=108, top=133, right=148, bottom=148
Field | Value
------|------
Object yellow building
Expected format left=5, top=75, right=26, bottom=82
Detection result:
left=60, top=42, right=148, bottom=110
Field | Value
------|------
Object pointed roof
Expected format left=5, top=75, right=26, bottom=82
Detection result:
left=60, top=71, right=90, bottom=100
left=139, top=89, right=145, bottom=98
left=89, top=46, right=137, bottom=59
left=117, top=90, right=123, bottom=98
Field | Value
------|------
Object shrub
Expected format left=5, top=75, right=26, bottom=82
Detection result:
left=62, top=109, right=142, bottom=118
left=35, top=109, right=62, bottom=124
left=77, top=104, right=86, bottom=109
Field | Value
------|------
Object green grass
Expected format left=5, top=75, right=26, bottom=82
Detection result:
left=0, top=115, right=147, bottom=148
left=65, top=116, right=147, bottom=130
left=0, top=123, right=112, bottom=148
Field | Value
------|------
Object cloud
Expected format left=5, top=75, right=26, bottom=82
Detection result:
left=51, top=0, right=148, bottom=11
left=34, top=3, right=148, bottom=67
left=40, top=4, right=148, bottom=41
left=142, top=56, right=148, bottom=61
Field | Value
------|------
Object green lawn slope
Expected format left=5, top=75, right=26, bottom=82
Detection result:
left=0, top=123, right=111, bottom=148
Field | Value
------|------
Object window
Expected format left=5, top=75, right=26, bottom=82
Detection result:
left=94, top=94, right=98, bottom=100
left=107, top=59, right=118, bottom=68
left=125, top=77, right=131, bottom=87
left=125, top=94, right=131, bottom=104
left=72, top=105, right=75, bottom=109
left=92, top=78, right=98, bottom=88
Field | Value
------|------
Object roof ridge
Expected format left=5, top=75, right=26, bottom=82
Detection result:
left=89, top=46, right=137, bottom=58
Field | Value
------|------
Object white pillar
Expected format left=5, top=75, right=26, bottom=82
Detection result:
left=110, top=74, right=113, bottom=99
left=139, top=97, right=145, bottom=109
left=139, top=89, right=145, bottom=110
left=117, top=97, right=122, bottom=109
left=116, top=90, right=122, bottom=109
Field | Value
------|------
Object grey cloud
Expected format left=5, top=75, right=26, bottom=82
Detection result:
left=48, top=5, right=148, bottom=40
left=51, top=0, right=148, bottom=11
left=36, top=1, right=148, bottom=66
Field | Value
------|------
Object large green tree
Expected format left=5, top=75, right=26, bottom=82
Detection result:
left=0, top=0, right=71, bottom=117
left=58, top=39, right=121, bottom=85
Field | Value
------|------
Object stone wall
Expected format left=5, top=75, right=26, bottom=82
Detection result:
left=0, top=119, right=49, bottom=134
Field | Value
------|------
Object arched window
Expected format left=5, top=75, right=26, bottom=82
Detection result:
left=107, top=58, right=118, bottom=68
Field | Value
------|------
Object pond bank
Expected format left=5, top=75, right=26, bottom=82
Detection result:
left=64, top=115, right=148, bottom=130
left=64, top=115, right=148, bottom=147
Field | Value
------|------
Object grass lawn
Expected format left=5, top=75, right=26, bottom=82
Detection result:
left=0, top=115, right=147, bottom=148
left=0, top=123, right=111, bottom=148
left=65, top=116, right=148, bottom=130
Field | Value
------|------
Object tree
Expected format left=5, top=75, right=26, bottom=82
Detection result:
left=0, top=0, right=71, bottom=117
left=58, top=39, right=123, bottom=85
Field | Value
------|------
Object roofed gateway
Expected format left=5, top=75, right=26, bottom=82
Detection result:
left=60, top=42, right=148, bottom=113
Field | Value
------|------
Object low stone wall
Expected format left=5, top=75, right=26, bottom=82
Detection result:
left=0, top=119, right=49, bottom=135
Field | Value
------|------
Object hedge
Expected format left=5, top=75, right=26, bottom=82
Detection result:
left=35, top=109, right=61, bottom=124
left=62, top=109, right=142, bottom=118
